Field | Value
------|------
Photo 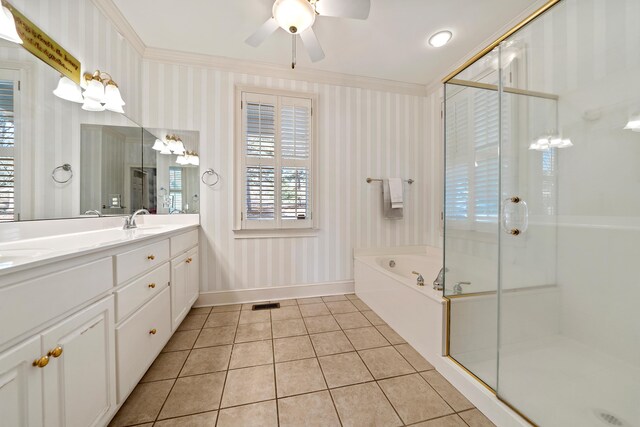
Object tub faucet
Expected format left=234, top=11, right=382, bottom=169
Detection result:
left=453, top=281, right=471, bottom=295
left=433, top=268, right=445, bottom=291
left=411, top=271, right=425, bottom=287
left=84, top=210, right=102, bottom=217
left=123, top=209, right=149, bottom=229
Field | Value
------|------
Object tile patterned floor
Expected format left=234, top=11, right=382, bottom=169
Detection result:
left=109, top=294, right=496, bottom=427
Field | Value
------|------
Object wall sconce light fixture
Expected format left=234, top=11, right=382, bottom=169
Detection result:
left=152, top=134, right=186, bottom=155
left=0, top=4, right=22, bottom=44
left=53, top=69, right=125, bottom=114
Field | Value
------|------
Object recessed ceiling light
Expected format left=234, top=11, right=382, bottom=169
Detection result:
left=428, top=30, right=452, bottom=48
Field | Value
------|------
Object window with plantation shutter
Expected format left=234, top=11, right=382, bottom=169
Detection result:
left=0, top=74, right=17, bottom=222
left=238, top=90, right=315, bottom=230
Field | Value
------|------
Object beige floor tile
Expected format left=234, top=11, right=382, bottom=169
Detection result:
left=140, top=350, right=189, bottom=382
left=158, top=372, right=226, bottom=419
left=221, top=365, right=276, bottom=408
left=272, top=318, right=307, bottom=338
left=278, top=390, right=341, bottom=427
left=350, top=299, right=371, bottom=311
left=361, top=310, right=386, bottom=326
left=234, top=322, right=271, bottom=343
left=421, top=371, right=473, bottom=412
left=395, top=343, right=434, bottom=371
left=330, top=382, right=402, bottom=427
left=325, top=300, right=359, bottom=314
left=344, top=293, right=359, bottom=301
left=189, top=306, right=212, bottom=315
left=229, top=340, right=274, bottom=369
left=108, top=380, right=173, bottom=426
left=344, top=327, right=390, bottom=350
left=180, top=345, right=232, bottom=376
left=275, top=358, right=327, bottom=397
left=310, top=331, right=355, bottom=356
left=299, top=302, right=330, bottom=317
left=303, top=315, right=341, bottom=333
left=217, top=400, right=278, bottom=427
left=205, top=311, right=240, bottom=328
left=270, top=305, right=302, bottom=321
left=318, top=352, right=373, bottom=388
left=154, top=411, right=218, bottom=426
left=412, top=414, right=468, bottom=427
left=273, top=335, right=315, bottom=362
left=194, top=325, right=236, bottom=348
left=176, top=313, right=208, bottom=331
left=376, top=324, right=406, bottom=344
left=333, top=312, right=372, bottom=329
left=359, top=346, right=414, bottom=379
left=239, top=309, right=271, bottom=324
left=297, top=297, right=324, bottom=304
left=275, top=299, right=298, bottom=307
left=241, top=303, right=256, bottom=311
left=378, top=373, right=453, bottom=424
left=212, top=304, right=242, bottom=312
left=162, top=330, right=199, bottom=352
left=322, top=295, right=348, bottom=302
left=458, top=409, right=496, bottom=427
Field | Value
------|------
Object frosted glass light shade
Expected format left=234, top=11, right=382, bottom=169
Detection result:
left=53, top=76, right=83, bottom=103
left=272, top=0, right=315, bottom=34
left=428, top=31, right=452, bottom=48
left=160, top=145, right=172, bottom=155
left=82, top=98, right=105, bottom=112
left=176, top=155, right=188, bottom=165
left=152, top=139, right=165, bottom=151
left=83, top=79, right=105, bottom=102
left=173, top=140, right=186, bottom=155
left=624, top=119, right=640, bottom=131
left=0, top=7, right=22, bottom=44
left=104, top=83, right=125, bottom=106
left=189, top=155, right=200, bottom=166
left=104, top=101, right=124, bottom=114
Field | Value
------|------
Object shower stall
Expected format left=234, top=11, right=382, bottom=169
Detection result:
left=443, top=0, right=640, bottom=425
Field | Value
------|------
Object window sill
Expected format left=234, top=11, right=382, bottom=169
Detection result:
left=233, top=228, right=319, bottom=239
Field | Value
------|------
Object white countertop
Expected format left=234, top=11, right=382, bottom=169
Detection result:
left=0, top=215, right=199, bottom=276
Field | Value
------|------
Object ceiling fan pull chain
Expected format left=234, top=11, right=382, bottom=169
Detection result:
left=291, top=34, right=297, bottom=69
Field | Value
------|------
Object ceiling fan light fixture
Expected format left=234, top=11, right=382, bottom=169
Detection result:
left=273, top=0, right=316, bottom=34
left=428, top=30, right=452, bottom=48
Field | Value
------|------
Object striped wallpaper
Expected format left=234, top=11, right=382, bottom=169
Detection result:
left=141, top=60, right=443, bottom=292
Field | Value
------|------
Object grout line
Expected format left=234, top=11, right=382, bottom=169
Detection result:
left=310, top=324, right=344, bottom=427
left=213, top=316, right=240, bottom=426
left=270, top=310, right=280, bottom=427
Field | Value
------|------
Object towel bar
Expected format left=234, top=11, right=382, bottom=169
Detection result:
left=366, top=177, right=414, bottom=184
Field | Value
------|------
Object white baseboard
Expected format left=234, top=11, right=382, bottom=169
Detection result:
left=195, top=280, right=355, bottom=307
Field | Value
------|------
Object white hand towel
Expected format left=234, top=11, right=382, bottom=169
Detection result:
left=383, top=179, right=403, bottom=220
left=389, top=178, right=404, bottom=209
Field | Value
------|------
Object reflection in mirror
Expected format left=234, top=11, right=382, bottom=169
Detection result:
left=143, top=129, right=200, bottom=214
left=80, top=124, right=143, bottom=216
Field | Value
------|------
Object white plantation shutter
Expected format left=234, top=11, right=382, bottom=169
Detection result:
left=445, top=97, right=470, bottom=222
left=240, top=92, right=313, bottom=229
left=0, top=76, right=17, bottom=222
left=472, top=87, right=499, bottom=224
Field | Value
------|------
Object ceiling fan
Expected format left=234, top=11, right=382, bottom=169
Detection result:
left=245, top=0, right=371, bottom=68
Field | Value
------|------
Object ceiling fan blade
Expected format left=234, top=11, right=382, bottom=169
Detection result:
left=245, top=17, right=279, bottom=47
left=315, top=0, right=370, bottom=19
left=300, top=28, right=325, bottom=62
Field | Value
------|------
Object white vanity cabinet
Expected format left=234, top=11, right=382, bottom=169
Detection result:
left=0, top=225, right=200, bottom=427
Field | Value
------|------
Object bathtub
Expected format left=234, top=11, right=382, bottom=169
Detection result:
left=354, top=246, right=446, bottom=363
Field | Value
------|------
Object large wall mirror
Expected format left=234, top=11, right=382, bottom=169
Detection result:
left=0, top=13, right=199, bottom=222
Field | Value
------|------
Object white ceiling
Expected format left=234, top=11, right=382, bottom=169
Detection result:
left=112, top=0, right=537, bottom=85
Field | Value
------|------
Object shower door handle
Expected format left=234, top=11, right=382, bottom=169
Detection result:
left=501, top=196, right=528, bottom=236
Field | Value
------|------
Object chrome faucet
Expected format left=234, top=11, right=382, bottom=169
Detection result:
left=453, top=281, right=471, bottom=295
left=123, top=209, right=149, bottom=229
left=412, top=271, right=425, bottom=287
left=84, top=210, right=102, bottom=217
left=433, top=268, right=445, bottom=291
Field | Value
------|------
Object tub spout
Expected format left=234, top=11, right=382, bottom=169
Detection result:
left=433, top=268, right=445, bottom=291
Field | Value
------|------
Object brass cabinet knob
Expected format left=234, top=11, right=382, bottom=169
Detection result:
left=47, top=346, right=63, bottom=358
left=33, top=356, right=49, bottom=368
left=148, top=283, right=156, bottom=289
left=186, top=257, right=192, bottom=264
left=509, top=228, right=521, bottom=236
left=147, top=255, right=155, bottom=260
left=149, top=328, right=157, bottom=335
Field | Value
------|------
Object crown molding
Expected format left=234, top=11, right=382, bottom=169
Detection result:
left=143, top=47, right=428, bottom=96
left=90, top=0, right=146, bottom=56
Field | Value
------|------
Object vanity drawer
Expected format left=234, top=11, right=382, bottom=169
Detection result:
left=170, top=229, right=198, bottom=257
left=115, top=239, right=170, bottom=284
left=0, top=258, right=113, bottom=344
left=115, top=286, right=171, bottom=402
left=115, top=263, right=170, bottom=322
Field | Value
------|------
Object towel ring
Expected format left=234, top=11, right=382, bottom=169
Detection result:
left=52, top=163, right=73, bottom=184
left=201, top=168, right=220, bottom=187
